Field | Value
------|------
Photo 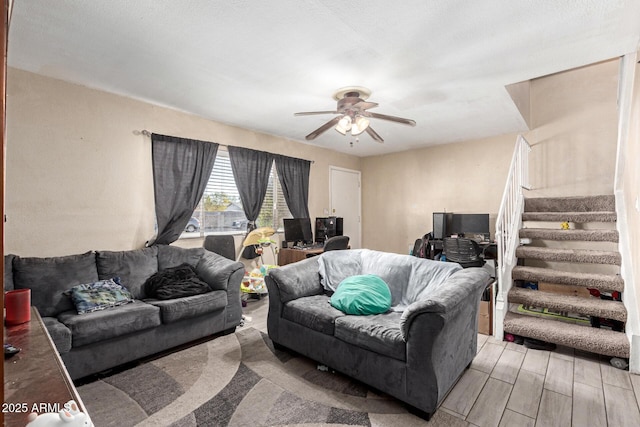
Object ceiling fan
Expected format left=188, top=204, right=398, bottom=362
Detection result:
left=294, top=87, right=416, bottom=143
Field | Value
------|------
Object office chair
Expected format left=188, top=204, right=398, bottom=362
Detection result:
left=323, top=235, right=350, bottom=251
left=306, top=235, right=350, bottom=258
left=203, top=235, right=236, bottom=260
left=442, top=237, right=485, bottom=268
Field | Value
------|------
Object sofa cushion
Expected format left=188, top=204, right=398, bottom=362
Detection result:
left=334, top=312, right=406, bottom=361
left=330, top=274, right=392, bottom=315
left=96, top=247, right=158, bottom=299
left=145, top=290, right=227, bottom=324
left=282, top=295, right=345, bottom=335
left=42, top=316, right=72, bottom=354
left=58, top=301, right=161, bottom=347
left=319, top=249, right=462, bottom=311
left=318, top=250, right=363, bottom=292
left=143, top=264, right=210, bottom=300
left=66, top=278, right=134, bottom=314
left=157, top=245, right=204, bottom=270
left=4, top=254, right=15, bottom=291
left=268, top=257, right=324, bottom=303
left=13, top=251, right=99, bottom=317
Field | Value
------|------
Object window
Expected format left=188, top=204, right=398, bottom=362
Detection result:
left=183, top=150, right=291, bottom=237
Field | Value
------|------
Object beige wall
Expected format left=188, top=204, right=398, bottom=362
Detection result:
left=361, top=134, right=515, bottom=254
left=526, top=59, right=619, bottom=197
left=361, top=59, right=620, bottom=254
left=5, top=69, right=360, bottom=257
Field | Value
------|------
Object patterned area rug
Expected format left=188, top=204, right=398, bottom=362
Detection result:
left=77, top=327, right=465, bottom=426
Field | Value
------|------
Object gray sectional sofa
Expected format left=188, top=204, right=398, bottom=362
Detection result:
left=265, top=249, right=490, bottom=419
left=4, top=245, right=244, bottom=380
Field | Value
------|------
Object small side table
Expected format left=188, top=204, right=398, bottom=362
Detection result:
left=4, top=307, right=88, bottom=425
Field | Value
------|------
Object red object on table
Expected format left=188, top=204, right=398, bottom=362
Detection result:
left=5, top=288, right=31, bottom=325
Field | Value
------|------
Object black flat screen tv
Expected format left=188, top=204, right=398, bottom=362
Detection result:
left=283, top=218, right=313, bottom=244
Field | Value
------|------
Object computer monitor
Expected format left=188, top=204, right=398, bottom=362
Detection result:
left=283, top=218, right=313, bottom=244
left=450, top=213, right=490, bottom=240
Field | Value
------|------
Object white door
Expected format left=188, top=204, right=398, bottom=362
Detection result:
left=330, top=166, right=361, bottom=249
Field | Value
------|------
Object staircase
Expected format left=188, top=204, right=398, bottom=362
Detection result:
left=503, top=194, right=629, bottom=358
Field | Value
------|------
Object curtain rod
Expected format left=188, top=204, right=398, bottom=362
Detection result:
left=136, top=129, right=315, bottom=163
left=136, top=129, right=230, bottom=148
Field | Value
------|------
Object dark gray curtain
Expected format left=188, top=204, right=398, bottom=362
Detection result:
left=228, top=146, right=274, bottom=259
left=228, top=146, right=275, bottom=227
left=151, top=133, right=218, bottom=245
left=275, top=154, right=311, bottom=218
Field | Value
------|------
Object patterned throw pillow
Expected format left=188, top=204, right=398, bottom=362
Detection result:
left=66, top=278, right=134, bottom=314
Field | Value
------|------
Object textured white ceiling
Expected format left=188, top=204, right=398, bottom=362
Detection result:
left=7, top=1, right=640, bottom=157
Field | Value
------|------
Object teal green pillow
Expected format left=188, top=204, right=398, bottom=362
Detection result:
left=330, top=274, right=392, bottom=315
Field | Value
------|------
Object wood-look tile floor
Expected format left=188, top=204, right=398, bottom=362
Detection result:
left=241, top=296, right=640, bottom=426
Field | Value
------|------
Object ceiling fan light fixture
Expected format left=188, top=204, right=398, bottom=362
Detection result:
left=296, top=86, right=414, bottom=143
left=335, top=115, right=352, bottom=134
left=350, top=115, right=370, bottom=136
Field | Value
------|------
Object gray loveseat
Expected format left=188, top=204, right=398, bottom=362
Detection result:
left=265, top=249, right=490, bottom=419
left=4, top=245, right=244, bottom=380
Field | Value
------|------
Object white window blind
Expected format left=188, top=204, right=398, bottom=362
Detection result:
left=182, top=150, right=291, bottom=238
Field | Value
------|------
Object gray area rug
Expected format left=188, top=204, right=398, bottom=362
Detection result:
left=77, top=327, right=466, bottom=426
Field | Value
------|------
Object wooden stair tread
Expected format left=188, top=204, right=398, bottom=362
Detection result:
left=508, top=287, right=626, bottom=322
left=503, top=312, right=629, bottom=358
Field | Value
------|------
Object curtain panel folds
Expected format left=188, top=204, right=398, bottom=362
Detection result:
left=151, top=133, right=218, bottom=245
left=227, top=146, right=275, bottom=227
left=274, top=154, right=311, bottom=218
left=228, top=146, right=274, bottom=259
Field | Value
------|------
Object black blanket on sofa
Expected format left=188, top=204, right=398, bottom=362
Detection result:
left=144, top=263, right=211, bottom=300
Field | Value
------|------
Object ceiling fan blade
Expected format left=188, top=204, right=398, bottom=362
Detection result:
left=294, top=111, right=338, bottom=116
left=365, top=126, right=384, bottom=143
left=367, top=112, right=416, bottom=126
left=352, top=101, right=378, bottom=110
left=305, top=116, right=342, bottom=140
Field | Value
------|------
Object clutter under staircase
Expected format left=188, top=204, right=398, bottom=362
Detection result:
left=503, top=194, right=629, bottom=360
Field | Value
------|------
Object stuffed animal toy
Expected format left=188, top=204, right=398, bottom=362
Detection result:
left=560, top=221, right=570, bottom=230
left=26, top=400, right=93, bottom=427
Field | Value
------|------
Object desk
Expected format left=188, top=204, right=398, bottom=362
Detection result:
left=430, top=240, right=497, bottom=259
left=4, top=308, right=88, bottom=425
left=278, top=247, right=323, bottom=266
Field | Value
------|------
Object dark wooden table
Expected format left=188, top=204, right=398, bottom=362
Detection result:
left=278, top=247, right=323, bottom=266
left=4, top=308, right=87, bottom=426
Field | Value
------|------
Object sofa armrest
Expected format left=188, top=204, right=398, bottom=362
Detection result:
left=196, top=250, right=245, bottom=330
left=265, top=257, right=322, bottom=345
left=196, top=250, right=245, bottom=291
left=402, top=268, right=490, bottom=406
left=266, top=257, right=323, bottom=304
left=400, top=268, right=490, bottom=341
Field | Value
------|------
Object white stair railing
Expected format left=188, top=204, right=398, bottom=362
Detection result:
left=494, top=135, right=531, bottom=338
